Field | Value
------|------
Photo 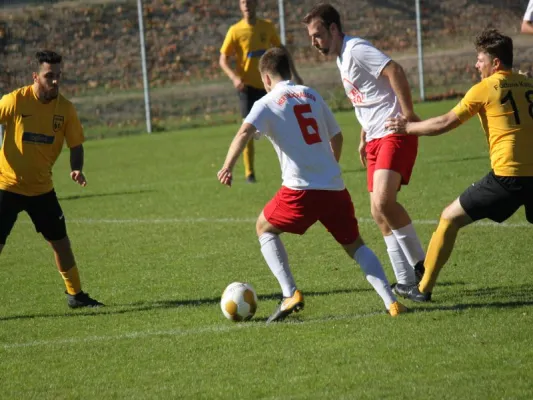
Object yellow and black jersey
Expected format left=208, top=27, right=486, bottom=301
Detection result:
left=220, top=18, right=281, bottom=89
left=0, top=85, right=84, bottom=196
left=453, top=71, right=533, bottom=176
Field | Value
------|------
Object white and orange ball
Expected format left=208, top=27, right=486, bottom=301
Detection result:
left=220, top=282, right=258, bottom=321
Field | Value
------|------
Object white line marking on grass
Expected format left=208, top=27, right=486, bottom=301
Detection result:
left=2, top=311, right=384, bottom=350
left=60, top=217, right=532, bottom=228
left=4, top=299, right=529, bottom=350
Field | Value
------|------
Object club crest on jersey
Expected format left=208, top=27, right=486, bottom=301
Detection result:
left=53, top=115, right=64, bottom=132
left=342, top=78, right=364, bottom=105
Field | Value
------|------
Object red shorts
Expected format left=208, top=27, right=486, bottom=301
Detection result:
left=263, top=187, right=359, bottom=245
left=365, top=133, right=418, bottom=192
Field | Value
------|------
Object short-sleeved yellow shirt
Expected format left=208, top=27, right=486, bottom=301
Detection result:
left=0, top=85, right=84, bottom=196
left=220, top=18, right=281, bottom=89
left=452, top=71, right=533, bottom=176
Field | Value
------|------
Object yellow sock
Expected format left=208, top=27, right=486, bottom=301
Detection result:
left=60, top=265, right=82, bottom=295
left=243, top=139, right=255, bottom=177
left=419, top=218, right=459, bottom=293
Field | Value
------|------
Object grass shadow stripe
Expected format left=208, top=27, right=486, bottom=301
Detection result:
left=0, top=287, right=374, bottom=322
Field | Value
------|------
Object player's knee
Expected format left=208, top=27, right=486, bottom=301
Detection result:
left=438, top=212, right=465, bottom=235
left=255, top=213, right=269, bottom=237
left=439, top=208, right=455, bottom=222
left=440, top=202, right=468, bottom=228
left=342, top=236, right=364, bottom=258
left=373, top=196, right=395, bottom=217
left=49, top=236, right=71, bottom=251
left=370, top=202, right=382, bottom=221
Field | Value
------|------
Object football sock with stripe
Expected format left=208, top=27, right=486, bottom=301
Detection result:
left=60, top=265, right=82, bottom=295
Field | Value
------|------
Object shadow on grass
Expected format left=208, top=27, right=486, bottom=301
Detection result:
left=59, top=189, right=155, bottom=201
left=2, top=283, right=531, bottom=322
left=0, top=287, right=372, bottom=322
left=414, top=300, right=533, bottom=314
left=408, top=283, right=533, bottom=313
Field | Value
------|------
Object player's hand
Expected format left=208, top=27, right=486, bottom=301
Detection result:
left=358, top=140, right=367, bottom=168
left=70, top=170, right=87, bottom=187
left=385, top=114, right=408, bottom=134
left=217, top=167, right=233, bottom=187
left=232, top=77, right=245, bottom=91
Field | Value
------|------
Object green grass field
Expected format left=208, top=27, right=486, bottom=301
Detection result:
left=1, top=100, right=532, bottom=399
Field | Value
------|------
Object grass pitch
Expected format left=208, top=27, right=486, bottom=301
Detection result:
left=1, top=100, right=532, bottom=399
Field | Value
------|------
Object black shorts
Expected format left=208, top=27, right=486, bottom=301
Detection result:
left=459, top=171, right=533, bottom=223
left=238, top=86, right=267, bottom=118
left=0, top=189, right=67, bottom=244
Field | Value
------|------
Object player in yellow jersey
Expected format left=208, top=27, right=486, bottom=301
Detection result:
left=219, top=0, right=303, bottom=183
left=385, top=29, right=533, bottom=302
left=0, top=50, right=103, bottom=309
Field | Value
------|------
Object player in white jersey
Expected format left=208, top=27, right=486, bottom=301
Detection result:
left=217, top=47, right=407, bottom=322
left=304, top=3, right=426, bottom=299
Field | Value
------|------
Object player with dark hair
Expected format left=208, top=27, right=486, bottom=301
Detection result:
left=0, top=50, right=103, bottom=308
left=386, top=29, right=533, bottom=301
left=218, top=47, right=407, bottom=322
left=303, top=3, right=426, bottom=299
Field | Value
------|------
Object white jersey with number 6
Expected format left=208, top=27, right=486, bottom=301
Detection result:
left=244, top=80, right=344, bottom=191
left=337, top=35, right=402, bottom=142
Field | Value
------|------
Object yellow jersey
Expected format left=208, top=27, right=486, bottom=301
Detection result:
left=0, top=85, right=84, bottom=196
left=453, top=70, right=533, bottom=176
left=220, top=18, right=281, bottom=89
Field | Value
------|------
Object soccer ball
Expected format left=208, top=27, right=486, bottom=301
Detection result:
left=220, top=282, right=258, bottom=321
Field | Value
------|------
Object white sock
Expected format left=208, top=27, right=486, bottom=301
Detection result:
left=259, top=232, right=296, bottom=298
left=353, top=245, right=396, bottom=310
left=392, top=224, right=425, bottom=267
left=383, top=234, right=416, bottom=286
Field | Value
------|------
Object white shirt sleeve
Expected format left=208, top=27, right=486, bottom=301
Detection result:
left=525, top=0, right=533, bottom=21
left=350, top=42, right=391, bottom=79
left=244, top=101, right=269, bottom=139
left=321, top=98, right=341, bottom=139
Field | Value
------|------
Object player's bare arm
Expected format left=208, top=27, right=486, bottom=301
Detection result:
left=521, top=20, right=533, bottom=34
left=279, top=45, right=303, bottom=84
left=358, top=128, right=367, bottom=167
left=69, top=144, right=87, bottom=187
left=218, top=123, right=257, bottom=186
left=219, top=53, right=244, bottom=91
left=381, top=60, right=419, bottom=122
left=385, top=110, right=461, bottom=137
left=329, top=132, right=343, bottom=162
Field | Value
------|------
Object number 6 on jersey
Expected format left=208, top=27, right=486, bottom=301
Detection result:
left=293, top=104, right=322, bottom=145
